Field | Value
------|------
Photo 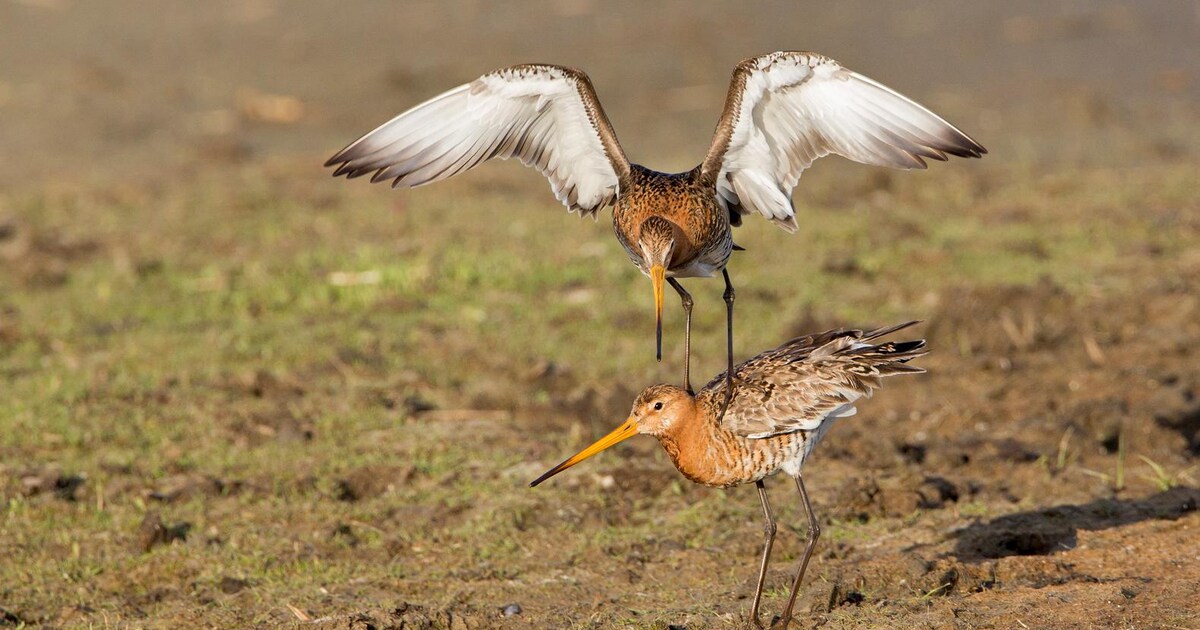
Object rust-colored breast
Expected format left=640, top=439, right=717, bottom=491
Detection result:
left=613, top=165, right=732, bottom=273
left=657, top=406, right=807, bottom=488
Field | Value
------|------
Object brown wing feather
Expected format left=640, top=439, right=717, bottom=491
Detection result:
left=554, top=66, right=631, bottom=181
left=697, top=57, right=755, bottom=187
left=700, top=322, right=927, bottom=439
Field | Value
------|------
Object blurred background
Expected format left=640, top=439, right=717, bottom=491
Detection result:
left=1, top=1, right=1197, bottom=628
left=3, top=0, right=1197, bottom=185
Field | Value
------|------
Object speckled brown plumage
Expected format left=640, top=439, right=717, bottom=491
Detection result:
left=629, top=321, right=927, bottom=487
left=530, top=322, right=927, bottom=628
left=612, top=165, right=734, bottom=281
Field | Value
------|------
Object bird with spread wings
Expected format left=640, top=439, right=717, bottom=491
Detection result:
left=327, top=51, right=984, bottom=404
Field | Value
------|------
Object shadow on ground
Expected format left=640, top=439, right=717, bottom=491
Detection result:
left=952, top=486, right=1200, bottom=560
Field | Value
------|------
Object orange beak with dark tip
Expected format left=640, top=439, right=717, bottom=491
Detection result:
left=651, top=264, right=666, bottom=362
left=530, top=417, right=639, bottom=487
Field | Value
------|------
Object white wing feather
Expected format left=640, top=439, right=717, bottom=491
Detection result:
left=703, top=52, right=985, bottom=232
left=327, top=65, right=629, bottom=215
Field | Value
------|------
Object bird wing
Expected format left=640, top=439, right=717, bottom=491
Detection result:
left=699, top=52, right=985, bottom=232
left=701, top=322, right=927, bottom=439
left=326, top=64, right=631, bottom=216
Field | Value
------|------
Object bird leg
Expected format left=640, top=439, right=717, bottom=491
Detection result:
left=779, top=474, right=821, bottom=629
left=667, top=278, right=694, bottom=393
left=749, top=479, right=777, bottom=628
left=719, top=268, right=736, bottom=419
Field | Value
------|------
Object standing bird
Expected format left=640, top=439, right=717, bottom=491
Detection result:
left=530, top=322, right=927, bottom=629
left=326, top=52, right=981, bottom=399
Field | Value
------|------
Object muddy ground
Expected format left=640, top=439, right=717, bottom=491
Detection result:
left=1, top=1, right=1199, bottom=628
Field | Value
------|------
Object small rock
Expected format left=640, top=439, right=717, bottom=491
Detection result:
left=134, top=510, right=191, bottom=553
left=53, top=474, right=87, bottom=502
left=917, top=476, right=960, bottom=509
left=826, top=582, right=867, bottom=611
left=500, top=603, right=522, bottom=617
left=898, top=442, right=927, bottom=465
left=136, top=511, right=167, bottom=552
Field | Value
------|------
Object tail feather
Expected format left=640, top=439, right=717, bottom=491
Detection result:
left=705, top=321, right=929, bottom=438
left=876, top=362, right=926, bottom=377
left=860, top=320, right=922, bottom=342
left=835, top=322, right=927, bottom=378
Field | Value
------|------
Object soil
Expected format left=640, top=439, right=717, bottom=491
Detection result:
left=2, top=1, right=1199, bottom=628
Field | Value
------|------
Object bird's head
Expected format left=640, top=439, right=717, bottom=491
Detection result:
left=530, top=384, right=693, bottom=486
left=638, top=217, right=677, bottom=362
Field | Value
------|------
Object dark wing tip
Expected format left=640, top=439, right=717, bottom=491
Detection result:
left=857, top=321, right=928, bottom=364
left=944, top=132, right=987, bottom=159
left=326, top=140, right=377, bottom=173
left=876, top=339, right=927, bottom=355
left=325, top=144, right=362, bottom=169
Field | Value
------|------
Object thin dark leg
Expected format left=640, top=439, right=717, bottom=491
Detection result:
left=720, top=268, right=735, bottom=418
left=667, top=278, right=694, bottom=393
left=749, top=479, right=777, bottom=627
left=779, top=474, right=821, bottom=630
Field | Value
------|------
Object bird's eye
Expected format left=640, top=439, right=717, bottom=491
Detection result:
left=653, top=401, right=663, bottom=411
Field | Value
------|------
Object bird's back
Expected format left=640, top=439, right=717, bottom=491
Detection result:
left=688, top=322, right=926, bottom=479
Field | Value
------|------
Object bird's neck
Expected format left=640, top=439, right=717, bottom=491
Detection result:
left=655, top=398, right=736, bottom=488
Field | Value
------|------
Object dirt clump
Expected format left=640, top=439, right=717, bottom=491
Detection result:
left=336, top=464, right=420, bottom=502
left=308, top=603, right=499, bottom=630
left=134, top=510, right=192, bottom=553
left=15, top=467, right=88, bottom=502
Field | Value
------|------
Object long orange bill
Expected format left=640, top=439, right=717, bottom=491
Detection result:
left=529, top=418, right=638, bottom=487
left=651, top=264, right=665, bottom=362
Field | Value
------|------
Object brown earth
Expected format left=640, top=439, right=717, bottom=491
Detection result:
left=1, top=1, right=1199, bottom=629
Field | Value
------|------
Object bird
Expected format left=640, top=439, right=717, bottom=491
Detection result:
left=530, top=321, right=927, bottom=629
left=325, top=52, right=982, bottom=403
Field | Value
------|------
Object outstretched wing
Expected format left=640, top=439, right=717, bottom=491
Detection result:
left=326, top=64, right=631, bottom=216
left=701, top=322, right=927, bottom=439
left=699, top=52, right=985, bottom=231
